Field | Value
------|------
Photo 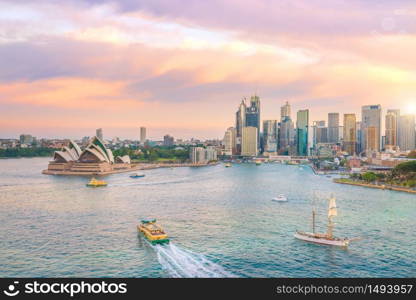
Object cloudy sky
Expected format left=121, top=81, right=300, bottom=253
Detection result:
left=1, top=0, right=416, bottom=139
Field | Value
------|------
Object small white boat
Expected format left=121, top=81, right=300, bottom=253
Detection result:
left=130, top=173, right=145, bottom=178
left=272, top=194, right=287, bottom=202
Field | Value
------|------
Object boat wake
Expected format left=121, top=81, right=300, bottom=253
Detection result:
left=153, top=243, right=234, bottom=278
left=108, top=177, right=192, bottom=187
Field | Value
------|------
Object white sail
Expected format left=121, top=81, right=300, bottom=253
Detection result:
left=328, top=196, right=337, bottom=218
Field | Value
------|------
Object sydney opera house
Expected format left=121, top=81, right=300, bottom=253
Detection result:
left=43, top=136, right=137, bottom=175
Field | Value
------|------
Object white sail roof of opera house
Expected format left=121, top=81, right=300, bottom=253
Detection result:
left=52, top=140, right=82, bottom=163
left=53, top=150, right=74, bottom=163
left=53, top=136, right=130, bottom=164
left=78, top=136, right=115, bottom=163
left=79, top=147, right=108, bottom=162
left=115, top=155, right=131, bottom=164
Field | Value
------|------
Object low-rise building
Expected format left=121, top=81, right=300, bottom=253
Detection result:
left=190, top=146, right=217, bottom=164
left=347, top=157, right=362, bottom=168
left=315, top=143, right=336, bottom=157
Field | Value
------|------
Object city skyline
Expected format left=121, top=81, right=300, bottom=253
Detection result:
left=1, top=0, right=416, bottom=139
left=224, top=96, right=415, bottom=157
left=4, top=99, right=416, bottom=143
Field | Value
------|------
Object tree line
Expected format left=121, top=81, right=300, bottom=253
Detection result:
left=113, top=146, right=190, bottom=162
left=350, top=161, right=416, bottom=188
left=0, top=147, right=58, bottom=158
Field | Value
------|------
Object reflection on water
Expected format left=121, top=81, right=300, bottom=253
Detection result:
left=0, top=157, right=415, bottom=277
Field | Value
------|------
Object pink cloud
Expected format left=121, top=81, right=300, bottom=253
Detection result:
left=1, top=0, right=416, bottom=139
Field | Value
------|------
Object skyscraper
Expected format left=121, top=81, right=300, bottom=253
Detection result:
left=343, top=114, right=356, bottom=155
left=339, top=126, right=344, bottom=141
left=313, top=121, right=328, bottom=145
left=223, top=127, right=236, bottom=156
left=361, top=105, right=382, bottom=153
left=262, top=120, right=278, bottom=153
left=140, top=127, right=146, bottom=144
left=328, top=113, right=340, bottom=143
left=235, top=99, right=246, bottom=154
left=399, top=115, right=416, bottom=151
left=366, top=126, right=378, bottom=152
left=96, top=128, right=103, bottom=140
left=296, top=110, right=309, bottom=156
left=355, top=121, right=361, bottom=153
left=241, top=126, right=258, bottom=156
left=245, top=95, right=261, bottom=149
left=280, top=101, right=291, bottom=121
left=385, top=110, right=399, bottom=147
left=279, top=116, right=294, bottom=154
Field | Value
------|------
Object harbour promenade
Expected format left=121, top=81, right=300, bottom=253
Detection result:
left=136, top=161, right=219, bottom=170
left=334, top=178, right=416, bottom=194
left=43, top=161, right=218, bottom=176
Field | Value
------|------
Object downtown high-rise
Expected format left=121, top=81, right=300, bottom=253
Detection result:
left=223, top=127, right=236, bottom=155
left=263, top=120, right=278, bottom=153
left=235, top=99, right=246, bottom=154
left=279, top=116, right=295, bottom=154
left=245, top=95, right=261, bottom=149
left=280, top=101, right=291, bottom=122
left=343, top=114, right=357, bottom=155
left=278, top=101, right=294, bottom=154
left=312, top=120, right=328, bottom=145
left=241, top=126, right=258, bottom=156
left=361, top=105, right=382, bottom=153
left=385, top=110, right=399, bottom=148
left=296, top=109, right=309, bottom=156
left=328, top=113, right=340, bottom=143
left=399, top=114, right=416, bottom=151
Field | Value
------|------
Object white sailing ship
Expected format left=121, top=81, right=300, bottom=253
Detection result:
left=294, top=195, right=354, bottom=247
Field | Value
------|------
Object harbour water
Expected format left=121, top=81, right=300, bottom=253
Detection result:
left=0, top=158, right=415, bottom=277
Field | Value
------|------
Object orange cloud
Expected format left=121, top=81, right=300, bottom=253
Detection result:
left=0, top=78, right=149, bottom=110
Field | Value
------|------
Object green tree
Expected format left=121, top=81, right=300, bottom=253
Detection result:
left=393, top=161, right=416, bottom=175
left=148, top=151, right=159, bottom=162
left=362, top=172, right=377, bottom=182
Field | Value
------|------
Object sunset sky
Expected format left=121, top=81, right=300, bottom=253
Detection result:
left=1, top=0, right=416, bottom=140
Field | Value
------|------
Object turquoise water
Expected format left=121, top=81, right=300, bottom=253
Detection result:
left=0, top=157, right=415, bottom=277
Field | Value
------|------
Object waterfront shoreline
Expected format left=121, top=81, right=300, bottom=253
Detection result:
left=333, top=178, right=416, bottom=194
left=42, top=161, right=218, bottom=176
left=310, top=164, right=342, bottom=175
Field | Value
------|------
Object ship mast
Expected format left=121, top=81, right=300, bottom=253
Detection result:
left=312, top=209, right=316, bottom=234
left=327, top=195, right=337, bottom=239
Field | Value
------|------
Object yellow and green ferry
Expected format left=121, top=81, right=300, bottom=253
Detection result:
left=86, top=177, right=108, bottom=187
left=137, top=219, right=170, bottom=245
